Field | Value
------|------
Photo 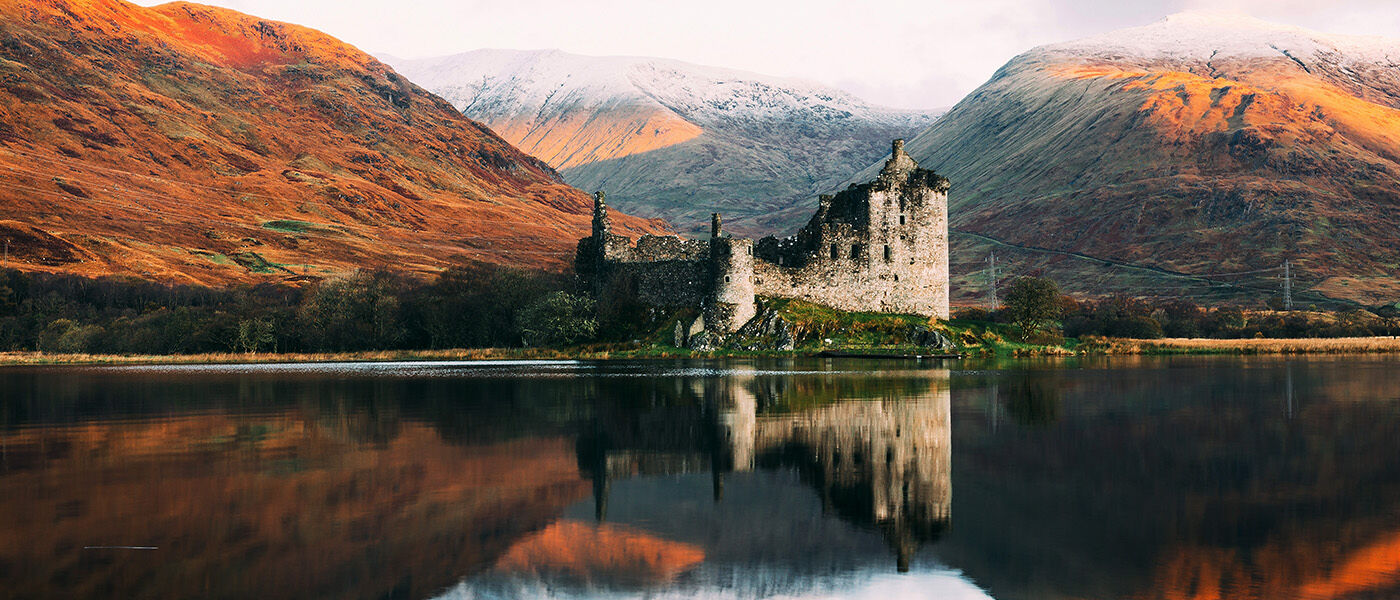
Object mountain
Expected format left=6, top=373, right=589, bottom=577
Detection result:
left=0, top=0, right=665, bottom=286
left=386, top=50, right=941, bottom=236
left=861, top=12, right=1400, bottom=306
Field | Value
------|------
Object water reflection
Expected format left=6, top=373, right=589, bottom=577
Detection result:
left=576, top=373, right=951, bottom=573
left=3, top=357, right=1400, bottom=599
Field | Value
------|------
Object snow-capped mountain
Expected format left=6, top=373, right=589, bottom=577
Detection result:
left=854, top=11, right=1400, bottom=305
left=387, top=50, right=942, bottom=235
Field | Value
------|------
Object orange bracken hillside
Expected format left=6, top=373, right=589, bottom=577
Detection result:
left=890, top=12, right=1400, bottom=304
left=0, top=0, right=667, bottom=285
left=494, top=519, right=706, bottom=584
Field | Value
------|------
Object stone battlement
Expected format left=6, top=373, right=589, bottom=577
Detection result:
left=576, top=140, right=950, bottom=334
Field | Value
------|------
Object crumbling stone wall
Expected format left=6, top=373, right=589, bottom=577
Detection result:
left=754, top=139, right=949, bottom=319
left=576, top=140, right=950, bottom=333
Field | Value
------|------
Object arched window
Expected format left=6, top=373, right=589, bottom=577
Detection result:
left=883, top=245, right=892, bottom=262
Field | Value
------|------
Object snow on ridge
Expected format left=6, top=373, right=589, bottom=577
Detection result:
left=1032, top=10, right=1399, bottom=66
left=386, top=49, right=938, bottom=128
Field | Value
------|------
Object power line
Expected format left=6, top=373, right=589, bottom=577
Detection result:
left=986, top=251, right=998, bottom=310
left=1284, top=259, right=1293, bottom=311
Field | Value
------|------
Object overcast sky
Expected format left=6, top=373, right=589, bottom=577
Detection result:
left=135, top=0, right=1398, bottom=109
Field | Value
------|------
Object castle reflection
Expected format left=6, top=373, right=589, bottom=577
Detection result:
left=576, top=370, right=952, bottom=571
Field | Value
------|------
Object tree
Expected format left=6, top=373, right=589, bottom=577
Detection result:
left=516, top=291, right=597, bottom=347
left=297, top=270, right=404, bottom=351
left=416, top=263, right=559, bottom=348
left=237, top=318, right=276, bottom=353
left=1003, top=276, right=1063, bottom=340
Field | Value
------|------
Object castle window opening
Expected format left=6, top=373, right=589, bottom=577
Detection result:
left=883, top=245, right=892, bottom=262
left=724, top=275, right=731, bottom=283
left=893, top=274, right=899, bottom=282
left=830, top=245, right=838, bottom=260
left=851, top=244, right=861, bottom=259
left=900, top=215, right=906, bottom=225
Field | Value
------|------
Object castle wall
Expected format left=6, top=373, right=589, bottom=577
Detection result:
left=576, top=139, right=950, bottom=332
left=753, top=141, right=950, bottom=319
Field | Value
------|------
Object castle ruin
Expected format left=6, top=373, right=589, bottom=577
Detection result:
left=576, top=140, right=950, bottom=333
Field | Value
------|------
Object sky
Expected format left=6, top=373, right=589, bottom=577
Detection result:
left=133, top=0, right=1399, bottom=109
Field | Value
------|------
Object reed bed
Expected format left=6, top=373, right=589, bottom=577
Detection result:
left=1094, top=336, right=1400, bottom=355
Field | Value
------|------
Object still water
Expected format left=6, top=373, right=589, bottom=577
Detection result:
left=2, top=356, right=1399, bottom=599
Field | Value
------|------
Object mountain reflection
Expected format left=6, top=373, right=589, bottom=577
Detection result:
left=0, top=362, right=959, bottom=599
left=7, top=357, right=1400, bottom=600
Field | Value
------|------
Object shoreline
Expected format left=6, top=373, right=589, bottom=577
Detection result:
left=1084, top=336, right=1400, bottom=355
left=5, top=335, right=1400, bottom=366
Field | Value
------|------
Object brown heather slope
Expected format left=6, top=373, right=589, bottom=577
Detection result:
left=0, top=0, right=666, bottom=285
left=872, top=13, right=1400, bottom=306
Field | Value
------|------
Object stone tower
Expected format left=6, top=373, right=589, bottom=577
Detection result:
left=705, top=212, right=757, bottom=332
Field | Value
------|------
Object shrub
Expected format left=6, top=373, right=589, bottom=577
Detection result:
left=517, top=291, right=598, bottom=347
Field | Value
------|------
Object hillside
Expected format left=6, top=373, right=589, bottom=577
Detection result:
left=0, top=0, right=665, bottom=286
left=387, top=50, right=940, bottom=236
left=862, top=12, right=1400, bottom=306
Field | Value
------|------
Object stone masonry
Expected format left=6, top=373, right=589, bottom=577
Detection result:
left=576, top=139, right=950, bottom=333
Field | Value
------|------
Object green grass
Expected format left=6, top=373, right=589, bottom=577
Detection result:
left=767, top=298, right=929, bottom=350
left=230, top=251, right=286, bottom=274
left=615, top=298, right=1070, bottom=358
left=261, top=219, right=317, bottom=234
left=189, top=249, right=233, bottom=265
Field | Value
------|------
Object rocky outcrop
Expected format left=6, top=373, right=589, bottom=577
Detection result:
left=729, top=304, right=797, bottom=351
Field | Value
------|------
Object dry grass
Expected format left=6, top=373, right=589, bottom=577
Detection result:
left=1089, top=336, right=1400, bottom=355
left=0, top=348, right=573, bottom=366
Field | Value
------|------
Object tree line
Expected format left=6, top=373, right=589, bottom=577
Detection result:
left=4, top=268, right=1398, bottom=355
left=960, top=276, right=1400, bottom=342
left=0, top=264, right=600, bottom=355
